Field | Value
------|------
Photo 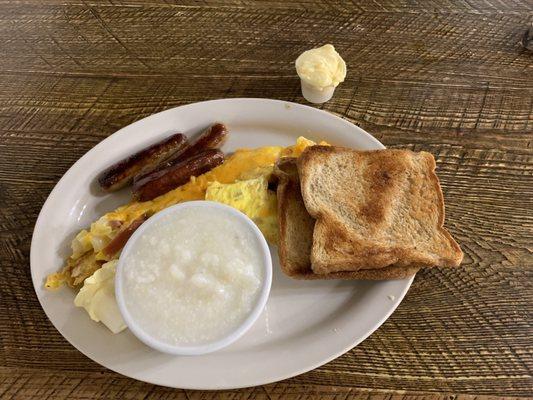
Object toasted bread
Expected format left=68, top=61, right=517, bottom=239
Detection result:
left=275, top=158, right=314, bottom=277
left=297, top=146, right=463, bottom=275
left=274, top=157, right=419, bottom=280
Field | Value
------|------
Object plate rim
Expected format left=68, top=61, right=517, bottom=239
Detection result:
left=30, top=98, right=414, bottom=389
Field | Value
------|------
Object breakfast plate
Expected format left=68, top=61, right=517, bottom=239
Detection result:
left=31, top=98, right=414, bottom=389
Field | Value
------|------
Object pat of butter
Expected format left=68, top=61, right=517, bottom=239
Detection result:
left=74, top=260, right=126, bottom=334
left=295, top=44, right=346, bottom=89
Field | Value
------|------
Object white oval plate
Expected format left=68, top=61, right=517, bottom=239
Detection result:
left=31, top=98, right=414, bottom=390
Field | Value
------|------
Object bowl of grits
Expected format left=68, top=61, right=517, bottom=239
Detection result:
left=115, top=201, right=272, bottom=355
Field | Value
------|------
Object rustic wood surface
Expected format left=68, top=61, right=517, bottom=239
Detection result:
left=1, top=0, right=532, bottom=398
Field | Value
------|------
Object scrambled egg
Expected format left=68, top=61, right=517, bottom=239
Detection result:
left=74, top=260, right=126, bottom=334
left=46, top=137, right=322, bottom=290
left=206, top=176, right=278, bottom=244
left=73, top=217, right=117, bottom=261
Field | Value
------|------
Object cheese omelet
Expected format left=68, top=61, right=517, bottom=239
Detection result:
left=45, top=137, right=323, bottom=290
left=206, top=176, right=278, bottom=243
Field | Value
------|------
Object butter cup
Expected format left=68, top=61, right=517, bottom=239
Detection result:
left=300, top=80, right=335, bottom=104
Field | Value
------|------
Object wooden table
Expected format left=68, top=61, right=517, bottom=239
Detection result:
left=1, top=1, right=532, bottom=399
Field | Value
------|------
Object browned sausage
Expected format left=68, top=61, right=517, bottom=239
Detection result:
left=133, top=149, right=225, bottom=202
left=98, top=133, right=188, bottom=192
left=179, top=123, right=228, bottom=160
left=133, top=123, right=228, bottom=184
left=102, top=215, right=148, bottom=258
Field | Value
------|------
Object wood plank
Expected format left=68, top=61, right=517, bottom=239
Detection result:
left=0, top=368, right=531, bottom=400
left=0, top=75, right=530, bottom=145
left=0, top=3, right=531, bottom=85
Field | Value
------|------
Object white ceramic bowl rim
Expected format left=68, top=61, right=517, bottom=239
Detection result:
left=115, top=200, right=273, bottom=356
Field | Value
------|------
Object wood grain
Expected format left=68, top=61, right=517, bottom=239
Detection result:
left=0, top=0, right=532, bottom=398
left=3, top=368, right=532, bottom=400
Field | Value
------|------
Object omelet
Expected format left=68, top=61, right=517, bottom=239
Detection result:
left=206, top=176, right=278, bottom=244
left=45, top=137, right=323, bottom=290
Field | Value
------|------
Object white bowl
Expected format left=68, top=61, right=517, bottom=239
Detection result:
left=115, top=201, right=273, bottom=356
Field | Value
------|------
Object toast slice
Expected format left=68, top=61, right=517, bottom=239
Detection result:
left=297, top=146, right=463, bottom=275
left=275, top=157, right=419, bottom=280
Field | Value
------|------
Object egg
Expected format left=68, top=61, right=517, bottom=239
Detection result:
left=206, top=176, right=278, bottom=244
left=73, top=260, right=127, bottom=334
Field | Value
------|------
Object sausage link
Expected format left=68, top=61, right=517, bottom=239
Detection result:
left=133, top=123, right=228, bottom=184
left=98, top=133, right=188, bottom=192
left=102, top=215, right=148, bottom=258
left=179, top=123, right=228, bottom=160
left=132, top=149, right=225, bottom=202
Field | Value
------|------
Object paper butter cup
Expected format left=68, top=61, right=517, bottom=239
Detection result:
left=300, top=80, right=335, bottom=104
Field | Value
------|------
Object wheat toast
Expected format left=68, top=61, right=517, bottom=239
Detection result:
left=297, top=146, right=463, bottom=275
left=275, top=157, right=420, bottom=280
